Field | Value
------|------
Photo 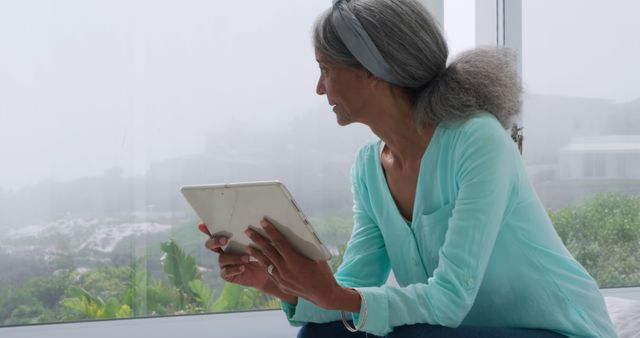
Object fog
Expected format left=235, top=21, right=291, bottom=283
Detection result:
left=0, top=1, right=331, bottom=190
left=0, top=0, right=639, bottom=218
left=522, top=0, right=640, bottom=103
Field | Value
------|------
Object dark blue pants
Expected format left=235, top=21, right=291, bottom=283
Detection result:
left=298, top=321, right=567, bottom=338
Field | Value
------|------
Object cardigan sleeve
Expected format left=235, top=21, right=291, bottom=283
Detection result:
left=282, top=147, right=392, bottom=326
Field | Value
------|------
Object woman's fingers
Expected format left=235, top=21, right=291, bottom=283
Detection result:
left=204, top=236, right=229, bottom=253
left=246, top=246, right=270, bottom=267
left=220, top=265, right=246, bottom=280
left=198, top=223, right=214, bottom=238
left=259, top=218, right=298, bottom=260
left=245, top=228, right=285, bottom=267
left=219, top=252, right=250, bottom=268
left=247, top=247, right=290, bottom=287
left=260, top=262, right=297, bottom=296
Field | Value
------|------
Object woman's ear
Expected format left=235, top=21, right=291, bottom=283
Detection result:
left=366, top=70, right=377, bottom=81
left=367, top=72, right=386, bottom=90
left=361, top=69, right=374, bottom=81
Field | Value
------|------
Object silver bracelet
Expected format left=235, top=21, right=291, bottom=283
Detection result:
left=340, top=288, right=367, bottom=332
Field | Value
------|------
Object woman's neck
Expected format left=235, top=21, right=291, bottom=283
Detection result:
left=367, top=99, right=436, bottom=168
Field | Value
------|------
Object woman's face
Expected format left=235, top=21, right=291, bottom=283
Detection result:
left=315, top=50, right=375, bottom=126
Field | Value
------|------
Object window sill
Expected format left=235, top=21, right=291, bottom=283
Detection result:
left=601, top=286, right=640, bottom=301
left=0, top=310, right=298, bottom=338
left=2, top=287, right=639, bottom=338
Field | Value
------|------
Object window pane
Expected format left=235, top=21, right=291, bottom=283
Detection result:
left=0, top=0, right=496, bottom=327
left=0, top=0, right=373, bottom=326
left=444, top=0, right=477, bottom=59
left=522, top=0, right=640, bottom=287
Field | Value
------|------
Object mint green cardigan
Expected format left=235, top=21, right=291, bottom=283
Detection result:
left=282, top=113, right=617, bottom=338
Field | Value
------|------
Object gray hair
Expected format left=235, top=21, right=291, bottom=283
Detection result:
left=313, top=0, right=522, bottom=129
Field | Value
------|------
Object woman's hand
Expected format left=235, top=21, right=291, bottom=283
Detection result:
left=203, top=228, right=271, bottom=292
left=245, top=218, right=358, bottom=311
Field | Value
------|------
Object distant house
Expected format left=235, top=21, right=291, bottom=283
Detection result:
left=522, top=94, right=640, bottom=167
left=558, top=135, right=640, bottom=179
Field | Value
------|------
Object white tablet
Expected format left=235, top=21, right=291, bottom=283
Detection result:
left=180, top=181, right=331, bottom=261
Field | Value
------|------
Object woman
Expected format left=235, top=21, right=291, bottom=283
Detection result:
left=204, top=0, right=617, bottom=337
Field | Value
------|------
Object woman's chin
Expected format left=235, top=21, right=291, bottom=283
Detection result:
left=335, top=115, right=353, bottom=126
left=333, top=110, right=353, bottom=126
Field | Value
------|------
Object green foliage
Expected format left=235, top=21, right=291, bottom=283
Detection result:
left=160, top=239, right=201, bottom=308
left=211, top=283, right=244, bottom=312
left=124, top=265, right=149, bottom=316
left=122, top=262, right=179, bottom=316
left=187, top=280, right=217, bottom=311
left=1, top=229, right=314, bottom=326
left=5, top=302, right=47, bottom=325
left=211, top=283, right=278, bottom=312
left=550, top=192, right=640, bottom=287
left=244, top=288, right=280, bottom=310
left=145, top=280, right=179, bottom=315
left=61, top=286, right=132, bottom=320
left=0, top=273, right=72, bottom=325
left=330, top=244, right=347, bottom=273
left=309, top=215, right=352, bottom=247
left=237, top=288, right=280, bottom=310
left=5, top=197, right=638, bottom=327
left=73, top=266, right=130, bottom=301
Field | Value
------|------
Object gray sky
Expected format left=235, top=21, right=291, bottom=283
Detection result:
left=0, top=1, right=328, bottom=189
left=0, top=0, right=638, bottom=191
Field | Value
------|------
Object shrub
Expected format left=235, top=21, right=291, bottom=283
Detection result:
left=549, top=193, right=640, bottom=287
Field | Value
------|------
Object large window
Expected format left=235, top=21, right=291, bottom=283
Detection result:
left=519, top=0, right=640, bottom=287
left=1, top=0, right=638, bottom=331
left=0, top=0, right=374, bottom=326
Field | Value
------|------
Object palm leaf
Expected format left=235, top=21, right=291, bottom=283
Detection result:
left=160, top=239, right=201, bottom=297
left=187, top=280, right=216, bottom=311
left=211, top=283, right=242, bottom=312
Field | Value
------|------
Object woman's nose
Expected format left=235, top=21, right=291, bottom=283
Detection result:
left=316, top=78, right=326, bottom=95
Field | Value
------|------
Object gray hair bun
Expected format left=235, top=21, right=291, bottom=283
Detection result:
left=415, top=48, right=522, bottom=129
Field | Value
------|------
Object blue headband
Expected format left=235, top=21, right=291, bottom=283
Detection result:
left=331, top=0, right=404, bottom=86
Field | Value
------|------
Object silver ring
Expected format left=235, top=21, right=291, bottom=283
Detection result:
left=267, top=264, right=275, bottom=276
